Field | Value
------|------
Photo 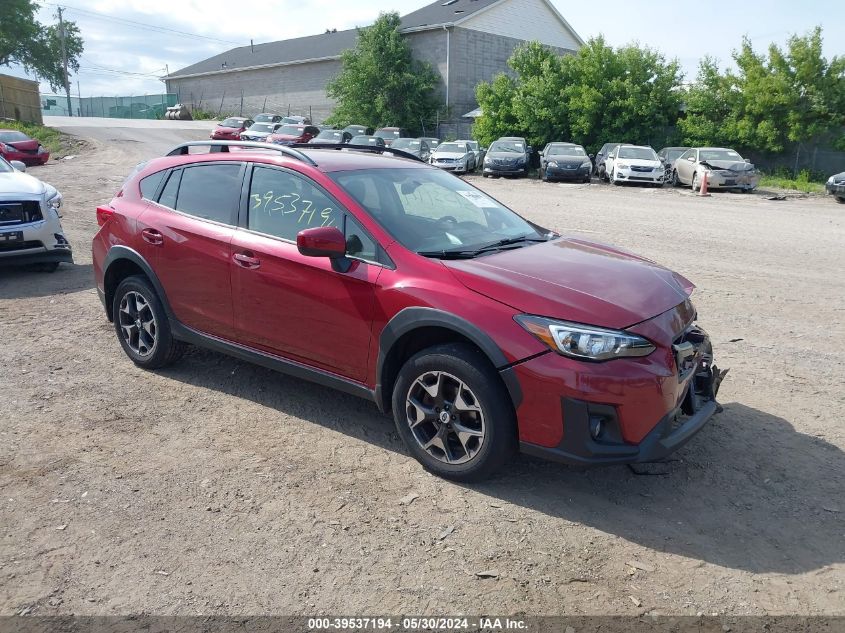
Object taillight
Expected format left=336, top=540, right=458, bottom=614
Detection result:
left=96, top=205, right=115, bottom=227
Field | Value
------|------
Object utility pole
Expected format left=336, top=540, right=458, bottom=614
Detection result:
left=57, top=7, right=72, bottom=117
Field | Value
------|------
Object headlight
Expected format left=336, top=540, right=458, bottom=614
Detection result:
left=828, top=176, right=835, bottom=184
left=548, top=161, right=559, bottom=168
left=515, top=315, right=655, bottom=361
left=617, top=163, right=629, bottom=169
left=47, top=190, right=63, bottom=210
left=580, top=161, right=592, bottom=169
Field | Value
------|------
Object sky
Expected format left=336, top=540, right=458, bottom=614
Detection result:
left=6, top=0, right=844, bottom=98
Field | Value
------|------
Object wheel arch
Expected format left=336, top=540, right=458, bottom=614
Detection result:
left=102, top=246, right=172, bottom=322
left=375, top=307, right=523, bottom=414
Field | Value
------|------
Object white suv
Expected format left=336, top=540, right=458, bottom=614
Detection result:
left=0, top=158, right=72, bottom=271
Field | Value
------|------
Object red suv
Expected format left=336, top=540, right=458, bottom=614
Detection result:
left=93, top=141, right=725, bottom=481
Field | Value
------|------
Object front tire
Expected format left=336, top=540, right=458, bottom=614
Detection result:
left=112, top=275, right=185, bottom=369
left=391, top=343, right=517, bottom=482
left=692, top=172, right=700, bottom=192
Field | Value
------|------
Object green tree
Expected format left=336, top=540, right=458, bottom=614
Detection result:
left=325, top=12, right=440, bottom=133
left=474, top=37, right=683, bottom=152
left=0, top=1, right=84, bottom=91
left=679, top=27, right=844, bottom=154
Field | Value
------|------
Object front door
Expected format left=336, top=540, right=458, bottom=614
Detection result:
left=231, top=165, right=381, bottom=382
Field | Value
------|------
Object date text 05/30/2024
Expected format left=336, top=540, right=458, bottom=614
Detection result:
left=308, top=617, right=528, bottom=631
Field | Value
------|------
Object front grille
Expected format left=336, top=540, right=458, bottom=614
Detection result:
left=631, top=166, right=653, bottom=172
left=0, top=240, right=43, bottom=253
left=0, top=201, right=43, bottom=226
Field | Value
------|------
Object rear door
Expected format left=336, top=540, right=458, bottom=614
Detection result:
left=142, top=161, right=244, bottom=340
left=230, top=164, right=382, bottom=381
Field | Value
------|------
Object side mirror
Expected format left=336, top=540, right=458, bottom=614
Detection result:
left=527, top=146, right=533, bottom=154
left=297, top=226, right=346, bottom=258
left=588, top=153, right=595, bottom=161
left=10, top=160, right=26, bottom=172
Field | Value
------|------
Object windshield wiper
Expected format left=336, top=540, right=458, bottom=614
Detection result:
left=417, top=236, right=548, bottom=260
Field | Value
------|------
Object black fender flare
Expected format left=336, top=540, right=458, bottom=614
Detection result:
left=102, top=246, right=174, bottom=321
left=375, top=307, right=523, bottom=412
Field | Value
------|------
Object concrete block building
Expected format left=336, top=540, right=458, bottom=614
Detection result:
left=163, top=0, right=582, bottom=134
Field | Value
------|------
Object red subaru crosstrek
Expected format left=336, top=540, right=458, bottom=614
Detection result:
left=92, top=141, right=725, bottom=481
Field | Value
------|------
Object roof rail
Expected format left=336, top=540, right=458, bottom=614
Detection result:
left=165, top=140, right=317, bottom=166
left=289, top=142, right=425, bottom=163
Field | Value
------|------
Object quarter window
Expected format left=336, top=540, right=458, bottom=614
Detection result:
left=140, top=170, right=166, bottom=200
left=248, top=166, right=341, bottom=240
left=173, top=164, right=242, bottom=224
left=344, top=215, right=378, bottom=262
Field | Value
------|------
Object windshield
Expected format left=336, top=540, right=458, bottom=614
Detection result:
left=548, top=145, right=585, bottom=157
left=489, top=141, right=524, bottom=153
left=617, top=147, right=657, bottom=160
left=0, top=131, right=30, bottom=143
left=329, top=168, right=545, bottom=256
left=316, top=130, right=343, bottom=140
left=351, top=136, right=381, bottom=145
left=220, top=118, right=244, bottom=128
left=699, top=148, right=743, bottom=162
left=249, top=123, right=274, bottom=132
left=375, top=129, right=400, bottom=139
left=254, top=114, right=277, bottom=123
left=391, top=139, right=421, bottom=150
left=282, top=117, right=303, bottom=124
left=435, top=143, right=467, bottom=154
left=276, top=125, right=304, bottom=136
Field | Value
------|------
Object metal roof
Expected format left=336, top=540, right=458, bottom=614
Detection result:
left=166, top=0, right=502, bottom=79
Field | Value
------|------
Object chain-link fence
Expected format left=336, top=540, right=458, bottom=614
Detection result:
left=41, top=93, right=178, bottom=119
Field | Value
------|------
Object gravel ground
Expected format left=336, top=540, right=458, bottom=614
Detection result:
left=1, top=125, right=843, bottom=617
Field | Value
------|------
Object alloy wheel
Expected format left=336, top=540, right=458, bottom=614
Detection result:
left=118, top=291, right=157, bottom=357
left=405, top=371, right=486, bottom=465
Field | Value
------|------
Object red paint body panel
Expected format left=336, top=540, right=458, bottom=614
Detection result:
left=230, top=230, right=380, bottom=381
left=142, top=203, right=236, bottom=339
left=211, top=126, right=246, bottom=140
left=445, top=238, right=690, bottom=329
left=0, top=138, right=49, bottom=165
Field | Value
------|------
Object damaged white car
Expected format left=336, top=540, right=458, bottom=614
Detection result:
left=672, top=147, right=761, bottom=192
left=0, top=157, right=72, bottom=272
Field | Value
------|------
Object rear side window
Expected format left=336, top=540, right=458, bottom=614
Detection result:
left=140, top=171, right=166, bottom=200
left=247, top=166, right=341, bottom=240
left=174, top=164, right=242, bottom=225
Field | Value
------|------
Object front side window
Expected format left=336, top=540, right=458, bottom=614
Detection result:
left=247, top=166, right=341, bottom=240
left=331, top=168, right=544, bottom=254
left=174, top=164, right=242, bottom=224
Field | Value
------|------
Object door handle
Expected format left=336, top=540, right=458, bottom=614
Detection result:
left=141, top=228, right=163, bottom=246
left=233, top=251, right=261, bottom=269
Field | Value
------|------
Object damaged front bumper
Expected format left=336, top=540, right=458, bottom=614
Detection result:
left=518, top=322, right=727, bottom=466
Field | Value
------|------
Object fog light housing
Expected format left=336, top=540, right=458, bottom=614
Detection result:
left=589, top=416, right=604, bottom=440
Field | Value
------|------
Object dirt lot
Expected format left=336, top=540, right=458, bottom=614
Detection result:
left=1, top=122, right=843, bottom=618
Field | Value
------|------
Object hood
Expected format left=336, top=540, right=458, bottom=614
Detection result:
left=216, top=126, right=242, bottom=132
left=701, top=159, right=754, bottom=172
left=0, top=170, right=47, bottom=197
left=488, top=150, right=527, bottom=159
left=244, top=131, right=271, bottom=138
left=618, top=157, right=661, bottom=168
left=433, top=151, right=467, bottom=159
left=548, top=156, right=589, bottom=165
left=444, top=238, right=693, bottom=329
left=8, top=139, right=39, bottom=151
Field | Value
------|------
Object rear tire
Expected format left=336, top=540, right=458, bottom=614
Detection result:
left=112, top=275, right=185, bottom=369
left=391, top=343, right=517, bottom=482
